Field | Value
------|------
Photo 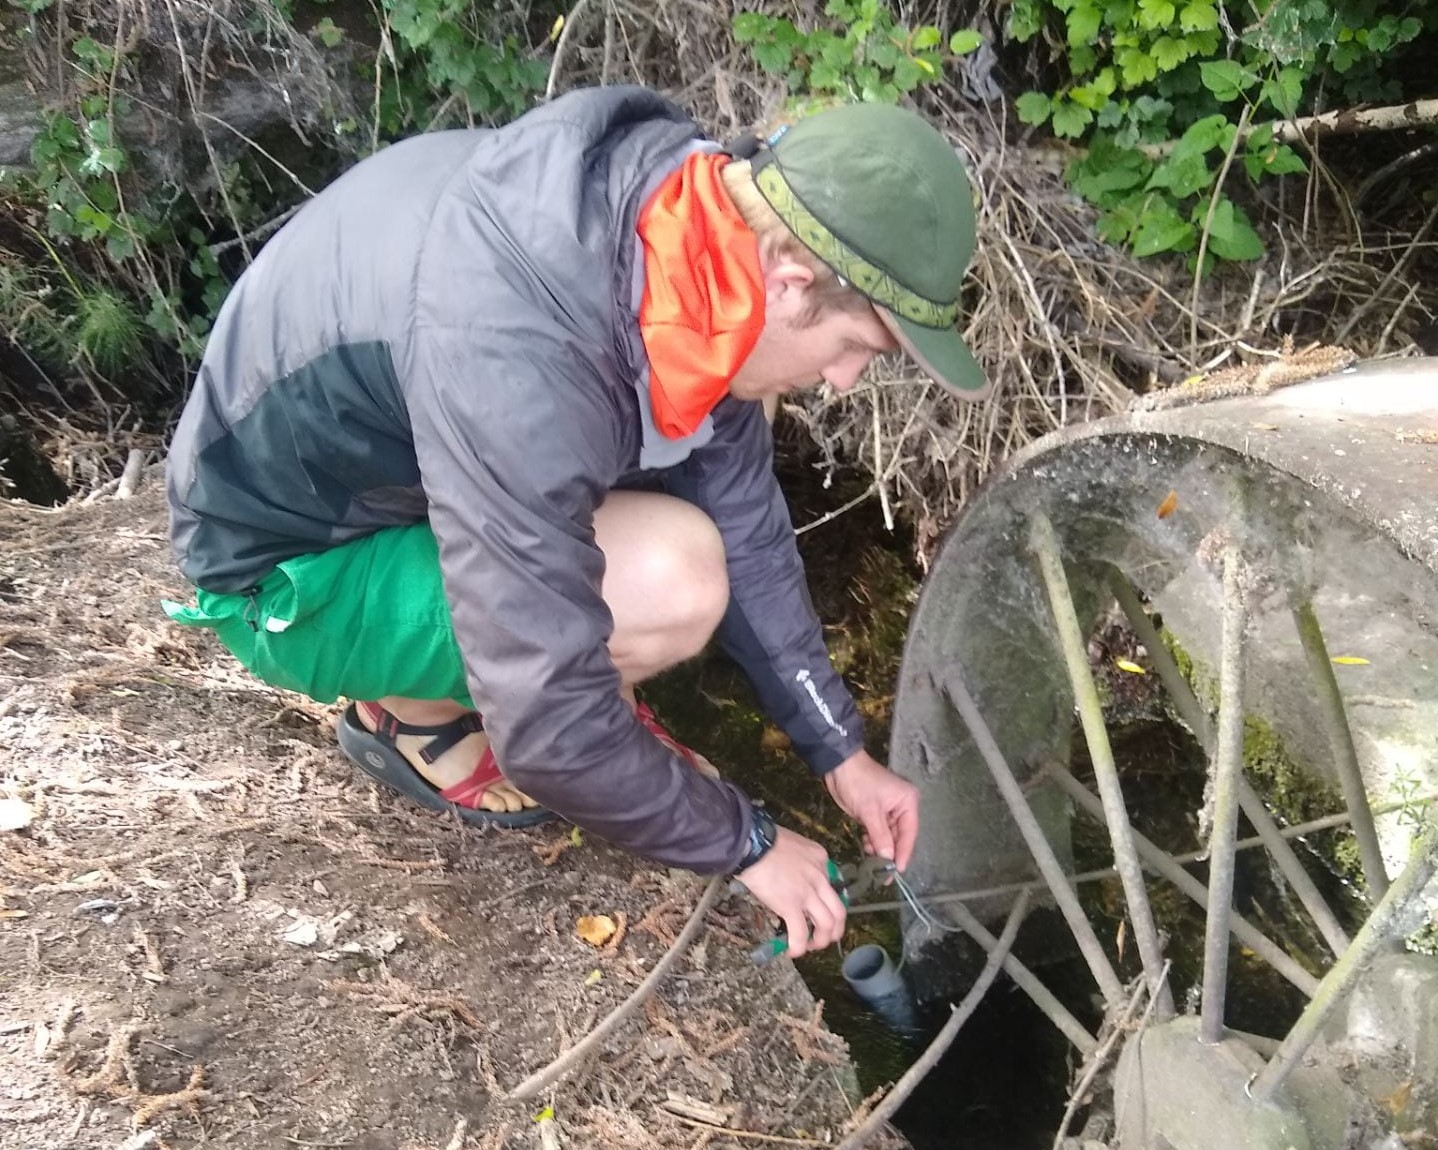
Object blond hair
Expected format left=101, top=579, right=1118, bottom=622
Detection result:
left=721, top=159, right=869, bottom=323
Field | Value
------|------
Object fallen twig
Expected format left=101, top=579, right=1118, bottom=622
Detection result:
left=507, top=876, right=722, bottom=1100
left=832, top=889, right=1031, bottom=1150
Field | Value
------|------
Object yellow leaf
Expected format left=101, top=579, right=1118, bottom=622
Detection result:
left=533, top=1106, right=555, bottom=1123
left=1380, top=1080, right=1412, bottom=1116
left=1331, top=656, right=1370, bottom=666
left=549, top=14, right=564, bottom=40
left=583, top=968, right=602, bottom=987
left=569, top=825, right=584, bottom=847
left=1115, top=659, right=1147, bottom=675
left=576, top=914, right=617, bottom=947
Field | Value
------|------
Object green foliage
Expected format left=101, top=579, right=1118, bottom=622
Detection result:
left=731, top=0, right=983, bottom=105
left=1011, top=0, right=1428, bottom=266
left=8, top=0, right=555, bottom=410
left=373, top=0, right=547, bottom=136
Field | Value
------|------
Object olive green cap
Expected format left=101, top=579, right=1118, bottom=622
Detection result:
left=750, top=103, right=988, bottom=400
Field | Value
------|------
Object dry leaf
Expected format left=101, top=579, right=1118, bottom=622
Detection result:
left=1331, top=656, right=1370, bottom=666
left=0, top=909, right=30, bottom=920
left=1156, top=490, right=1179, bottom=519
left=1380, top=1080, right=1412, bottom=1116
left=575, top=915, right=617, bottom=947
left=1114, top=659, right=1147, bottom=675
left=0, top=799, right=35, bottom=832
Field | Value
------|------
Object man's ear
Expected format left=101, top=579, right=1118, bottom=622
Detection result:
left=761, top=257, right=814, bottom=316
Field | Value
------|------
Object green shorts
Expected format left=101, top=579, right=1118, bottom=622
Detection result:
left=162, top=523, right=471, bottom=705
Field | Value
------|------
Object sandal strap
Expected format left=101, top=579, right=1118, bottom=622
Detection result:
left=635, top=701, right=700, bottom=769
left=356, top=701, right=484, bottom=765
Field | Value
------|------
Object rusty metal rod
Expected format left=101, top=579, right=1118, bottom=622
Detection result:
left=934, top=897, right=1099, bottom=1054
left=1108, top=568, right=1352, bottom=958
left=1031, top=513, right=1174, bottom=1019
left=1292, top=597, right=1390, bottom=899
left=1251, top=818, right=1438, bottom=1101
left=849, top=789, right=1438, bottom=917
left=1045, top=765, right=1320, bottom=997
left=942, top=665, right=1127, bottom=1008
left=1200, top=539, right=1249, bottom=1044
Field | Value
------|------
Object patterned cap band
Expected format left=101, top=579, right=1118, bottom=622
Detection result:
left=752, top=160, right=958, bottom=330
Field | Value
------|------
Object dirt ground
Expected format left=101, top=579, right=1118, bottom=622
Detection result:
left=0, top=474, right=908, bottom=1150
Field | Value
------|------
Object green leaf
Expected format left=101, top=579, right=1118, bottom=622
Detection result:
left=1150, top=34, right=1188, bottom=71
left=732, top=13, right=772, bottom=42
left=1069, top=83, right=1110, bottom=111
left=912, top=26, right=942, bottom=50
left=1199, top=59, right=1259, bottom=101
left=1245, top=141, right=1307, bottom=179
left=1098, top=201, right=1142, bottom=243
left=1051, top=99, right=1095, bottom=138
left=1066, top=3, right=1101, bottom=46
left=1008, top=0, right=1043, bottom=42
left=891, top=55, right=925, bottom=91
left=948, top=29, right=983, bottom=54
left=1199, top=197, right=1263, bottom=260
left=1147, top=150, right=1210, bottom=197
left=1178, top=113, right=1229, bottom=153
left=1069, top=141, right=1151, bottom=202
left=809, top=60, right=843, bottom=90
left=752, top=41, right=792, bottom=73
left=1262, top=67, right=1303, bottom=117
left=1178, top=0, right=1217, bottom=31
left=867, top=38, right=900, bottom=69
left=1116, top=45, right=1158, bottom=87
left=1131, top=197, right=1194, bottom=256
left=105, top=229, right=137, bottom=263
left=1136, top=0, right=1176, bottom=30
left=314, top=16, right=344, bottom=47
left=1015, top=91, right=1053, bottom=125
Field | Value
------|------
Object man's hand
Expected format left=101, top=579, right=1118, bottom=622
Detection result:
left=823, top=749, right=920, bottom=871
left=736, top=827, right=847, bottom=958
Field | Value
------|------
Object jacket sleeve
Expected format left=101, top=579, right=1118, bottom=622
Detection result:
left=664, top=397, right=866, bottom=774
left=407, top=328, right=754, bottom=873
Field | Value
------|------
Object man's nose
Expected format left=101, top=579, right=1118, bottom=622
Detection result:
left=825, top=359, right=867, bottom=393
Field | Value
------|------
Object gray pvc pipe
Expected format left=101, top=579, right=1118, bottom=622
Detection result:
left=842, top=945, right=923, bottom=1040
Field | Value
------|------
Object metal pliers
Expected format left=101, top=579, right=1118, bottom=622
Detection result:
left=748, top=858, right=854, bottom=965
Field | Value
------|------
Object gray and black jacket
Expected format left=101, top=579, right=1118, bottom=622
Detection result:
left=166, top=87, right=865, bottom=873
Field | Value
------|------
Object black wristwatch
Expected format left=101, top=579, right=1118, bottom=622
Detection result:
left=737, top=804, right=778, bottom=872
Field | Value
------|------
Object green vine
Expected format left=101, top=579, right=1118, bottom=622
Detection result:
left=1009, top=0, right=1433, bottom=264
left=732, top=0, right=982, bottom=106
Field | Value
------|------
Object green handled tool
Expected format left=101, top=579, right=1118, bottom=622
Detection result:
left=749, top=858, right=851, bottom=965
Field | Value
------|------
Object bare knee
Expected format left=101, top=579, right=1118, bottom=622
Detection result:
left=597, top=492, right=729, bottom=680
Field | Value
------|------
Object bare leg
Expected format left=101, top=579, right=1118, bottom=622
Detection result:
left=358, top=491, right=729, bottom=809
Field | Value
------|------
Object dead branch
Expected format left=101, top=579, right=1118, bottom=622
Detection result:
left=833, top=889, right=1031, bottom=1150
left=507, top=876, right=722, bottom=1101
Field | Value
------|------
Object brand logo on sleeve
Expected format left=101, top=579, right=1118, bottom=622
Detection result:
left=795, top=669, right=848, bottom=738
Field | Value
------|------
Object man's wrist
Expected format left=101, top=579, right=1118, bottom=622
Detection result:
left=737, top=804, right=778, bottom=871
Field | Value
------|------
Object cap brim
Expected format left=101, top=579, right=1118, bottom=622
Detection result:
left=877, top=309, right=990, bottom=401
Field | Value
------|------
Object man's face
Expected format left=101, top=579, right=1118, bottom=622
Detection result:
left=728, top=260, right=897, bottom=402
